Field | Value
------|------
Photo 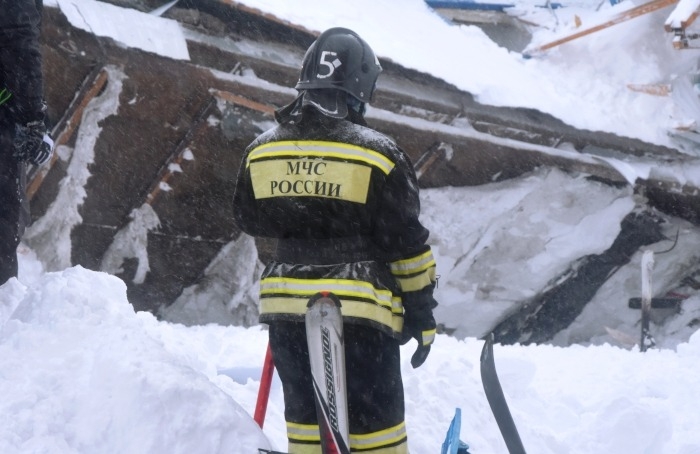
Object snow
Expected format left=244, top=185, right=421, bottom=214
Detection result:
left=242, top=0, right=700, bottom=150
left=666, top=0, right=700, bottom=29
left=4, top=0, right=700, bottom=453
left=3, top=263, right=700, bottom=453
left=54, top=0, right=190, bottom=60
left=50, top=0, right=700, bottom=149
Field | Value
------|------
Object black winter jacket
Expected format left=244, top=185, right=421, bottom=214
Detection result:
left=0, top=0, right=45, bottom=127
left=233, top=109, right=437, bottom=337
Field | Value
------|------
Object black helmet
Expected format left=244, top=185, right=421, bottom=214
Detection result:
left=296, top=27, right=382, bottom=103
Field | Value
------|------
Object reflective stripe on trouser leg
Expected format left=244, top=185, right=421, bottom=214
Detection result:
left=270, top=321, right=408, bottom=453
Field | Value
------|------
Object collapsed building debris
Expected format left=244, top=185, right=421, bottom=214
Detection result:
left=33, top=1, right=700, bottom=340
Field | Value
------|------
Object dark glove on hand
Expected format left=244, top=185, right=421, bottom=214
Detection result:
left=401, top=289, right=438, bottom=368
left=14, top=121, right=55, bottom=166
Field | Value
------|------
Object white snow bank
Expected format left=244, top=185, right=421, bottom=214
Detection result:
left=55, top=0, right=190, bottom=60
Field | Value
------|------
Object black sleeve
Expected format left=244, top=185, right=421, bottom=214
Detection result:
left=0, top=0, right=45, bottom=125
left=373, top=146, right=430, bottom=260
left=373, top=146, right=437, bottom=295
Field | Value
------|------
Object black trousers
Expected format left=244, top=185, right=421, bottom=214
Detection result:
left=0, top=126, right=28, bottom=285
left=269, top=320, right=407, bottom=453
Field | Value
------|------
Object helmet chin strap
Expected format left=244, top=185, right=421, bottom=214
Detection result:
left=346, top=96, right=368, bottom=126
left=347, top=95, right=366, bottom=116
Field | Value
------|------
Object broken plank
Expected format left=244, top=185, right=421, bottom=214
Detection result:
left=628, top=296, right=684, bottom=309
left=627, top=83, right=671, bottom=96
left=144, top=98, right=218, bottom=206
left=524, top=0, right=679, bottom=56
left=212, top=89, right=276, bottom=115
left=27, top=66, right=109, bottom=200
left=664, top=0, right=700, bottom=30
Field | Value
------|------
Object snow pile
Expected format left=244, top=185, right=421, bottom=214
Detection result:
left=3, top=266, right=700, bottom=453
left=55, top=0, right=190, bottom=60
left=0, top=267, right=269, bottom=453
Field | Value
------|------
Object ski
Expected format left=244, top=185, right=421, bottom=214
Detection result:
left=306, top=292, right=351, bottom=454
left=480, top=333, right=526, bottom=454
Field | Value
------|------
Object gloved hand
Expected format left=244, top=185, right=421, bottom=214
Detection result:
left=401, top=289, right=438, bottom=368
left=14, top=120, right=55, bottom=166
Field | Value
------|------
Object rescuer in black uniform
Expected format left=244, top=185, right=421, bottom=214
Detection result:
left=0, top=0, right=54, bottom=285
left=233, top=27, right=438, bottom=454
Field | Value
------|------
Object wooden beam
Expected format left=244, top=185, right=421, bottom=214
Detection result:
left=524, top=0, right=679, bottom=56
left=665, top=0, right=700, bottom=48
left=627, top=83, right=671, bottom=96
left=664, top=0, right=700, bottom=30
left=144, top=98, right=218, bottom=205
left=211, top=89, right=276, bottom=115
left=414, top=142, right=449, bottom=180
left=27, top=66, right=109, bottom=200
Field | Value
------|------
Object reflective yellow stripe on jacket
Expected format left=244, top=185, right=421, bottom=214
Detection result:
left=247, top=140, right=396, bottom=175
left=389, top=249, right=437, bottom=292
left=259, top=277, right=404, bottom=334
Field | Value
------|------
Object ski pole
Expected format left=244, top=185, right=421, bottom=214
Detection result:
left=254, top=342, right=275, bottom=428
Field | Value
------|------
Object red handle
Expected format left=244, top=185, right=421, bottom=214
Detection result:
left=254, top=342, right=275, bottom=428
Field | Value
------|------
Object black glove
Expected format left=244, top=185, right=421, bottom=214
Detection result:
left=14, top=121, right=55, bottom=166
left=401, top=289, right=438, bottom=368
